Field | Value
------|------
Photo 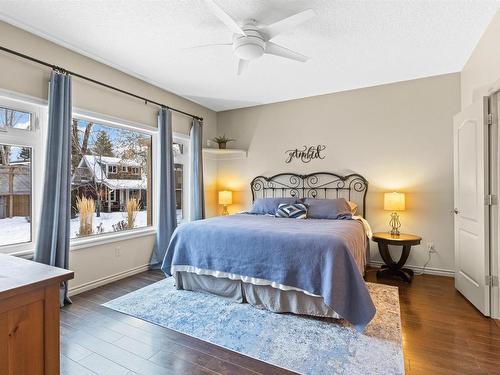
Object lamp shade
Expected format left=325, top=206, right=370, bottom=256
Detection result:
left=218, top=190, right=233, bottom=205
left=384, top=192, right=405, bottom=211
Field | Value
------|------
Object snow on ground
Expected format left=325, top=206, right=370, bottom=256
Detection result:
left=70, top=210, right=148, bottom=238
left=0, top=210, right=149, bottom=246
left=0, top=216, right=31, bottom=246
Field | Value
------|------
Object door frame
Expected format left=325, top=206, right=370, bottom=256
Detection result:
left=461, top=92, right=500, bottom=319
left=490, top=93, right=500, bottom=319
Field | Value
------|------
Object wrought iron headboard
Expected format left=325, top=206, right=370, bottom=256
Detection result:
left=250, top=172, right=369, bottom=218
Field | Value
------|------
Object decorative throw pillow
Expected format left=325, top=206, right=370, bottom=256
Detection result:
left=248, top=197, right=300, bottom=215
left=302, top=198, right=352, bottom=220
left=275, top=203, right=308, bottom=219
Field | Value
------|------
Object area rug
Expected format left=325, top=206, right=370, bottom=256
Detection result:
left=103, top=278, right=404, bottom=375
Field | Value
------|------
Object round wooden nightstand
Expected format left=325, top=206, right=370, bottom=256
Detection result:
left=372, top=232, right=422, bottom=283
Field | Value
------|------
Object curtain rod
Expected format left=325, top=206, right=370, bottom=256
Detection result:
left=0, top=45, right=204, bottom=122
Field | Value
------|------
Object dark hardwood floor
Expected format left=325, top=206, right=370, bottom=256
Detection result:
left=61, top=269, right=500, bottom=375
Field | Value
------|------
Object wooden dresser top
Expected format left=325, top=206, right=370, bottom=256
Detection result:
left=0, top=254, right=74, bottom=299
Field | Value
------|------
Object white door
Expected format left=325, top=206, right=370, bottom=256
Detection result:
left=453, top=97, right=490, bottom=316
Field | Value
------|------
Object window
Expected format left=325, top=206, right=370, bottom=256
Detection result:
left=0, top=106, right=31, bottom=131
left=175, top=163, right=183, bottom=222
left=173, top=139, right=189, bottom=223
left=0, top=145, right=32, bottom=247
left=0, top=98, right=43, bottom=253
left=71, top=117, right=152, bottom=238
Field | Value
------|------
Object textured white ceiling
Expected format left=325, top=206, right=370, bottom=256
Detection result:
left=0, top=1, right=498, bottom=111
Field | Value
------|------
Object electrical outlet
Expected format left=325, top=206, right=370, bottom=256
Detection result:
left=115, top=246, right=121, bottom=257
left=427, top=243, right=436, bottom=253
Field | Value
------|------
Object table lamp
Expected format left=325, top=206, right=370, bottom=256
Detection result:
left=218, top=190, right=233, bottom=216
left=384, top=192, right=405, bottom=236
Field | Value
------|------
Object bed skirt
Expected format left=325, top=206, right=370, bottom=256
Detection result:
left=174, top=271, right=341, bottom=319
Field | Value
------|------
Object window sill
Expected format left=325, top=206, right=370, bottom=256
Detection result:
left=70, top=227, right=156, bottom=251
left=3, top=228, right=157, bottom=256
left=3, top=248, right=35, bottom=259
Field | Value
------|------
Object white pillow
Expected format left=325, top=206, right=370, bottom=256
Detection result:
left=347, top=201, right=358, bottom=215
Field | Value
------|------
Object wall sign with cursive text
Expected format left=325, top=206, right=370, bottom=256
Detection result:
left=285, top=145, right=326, bottom=163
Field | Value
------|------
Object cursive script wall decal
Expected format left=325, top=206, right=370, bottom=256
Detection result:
left=285, top=145, right=326, bottom=163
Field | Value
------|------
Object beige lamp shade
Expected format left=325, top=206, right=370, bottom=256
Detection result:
left=218, top=190, right=233, bottom=205
left=384, top=192, right=405, bottom=211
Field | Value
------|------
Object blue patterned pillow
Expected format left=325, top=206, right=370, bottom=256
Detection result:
left=248, top=197, right=300, bottom=215
left=275, top=203, right=308, bottom=219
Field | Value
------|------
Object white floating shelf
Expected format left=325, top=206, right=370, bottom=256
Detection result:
left=203, top=148, right=247, bottom=160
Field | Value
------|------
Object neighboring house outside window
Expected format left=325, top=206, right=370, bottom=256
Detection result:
left=71, top=117, right=153, bottom=238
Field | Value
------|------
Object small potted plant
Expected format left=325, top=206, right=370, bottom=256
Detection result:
left=213, top=135, right=235, bottom=149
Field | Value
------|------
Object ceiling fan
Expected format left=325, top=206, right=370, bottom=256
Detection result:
left=200, top=0, right=315, bottom=75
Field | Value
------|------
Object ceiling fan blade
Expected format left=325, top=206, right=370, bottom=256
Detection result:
left=260, top=9, right=315, bottom=40
left=183, top=43, right=232, bottom=50
left=205, top=0, right=246, bottom=35
left=265, top=42, right=308, bottom=62
left=237, top=59, right=249, bottom=75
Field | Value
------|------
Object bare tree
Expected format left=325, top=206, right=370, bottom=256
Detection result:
left=71, top=124, right=109, bottom=217
left=71, top=119, right=93, bottom=172
left=0, top=146, right=9, bottom=165
left=116, top=130, right=150, bottom=181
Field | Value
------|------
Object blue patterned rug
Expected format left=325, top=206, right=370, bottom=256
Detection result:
left=103, top=278, right=404, bottom=375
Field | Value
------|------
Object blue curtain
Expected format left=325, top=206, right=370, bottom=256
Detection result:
left=34, top=71, right=72, bottom=306
left=150, top=108, right=177, bottom=269
left=190, top=118, right=205, bottom=220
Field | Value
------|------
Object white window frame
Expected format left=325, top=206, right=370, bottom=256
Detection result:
left=0, top=92, right=47, bottom=255
left=0, top=94, right=189, bottom=252
left=173, top=133, right=190, bottom=224
left=109, top=190, right=116, bottom=202
left=70, top=108, right=158, bottom=250
left=108, top=165, right=117, bottom=174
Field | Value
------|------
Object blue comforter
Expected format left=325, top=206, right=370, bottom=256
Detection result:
left=161, top=214, right=376, bottom=328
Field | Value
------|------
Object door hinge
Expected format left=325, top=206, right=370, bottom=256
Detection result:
left=485, top=275, right=499, bottom=287
left=485, top=195, right=497, bottom=206
left=488, top=113, right=494, bottom=125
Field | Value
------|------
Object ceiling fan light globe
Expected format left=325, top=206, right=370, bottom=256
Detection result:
left=235, top=43, right=265, bottom=60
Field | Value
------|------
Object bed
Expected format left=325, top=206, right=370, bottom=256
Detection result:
left=161, top=172, right=375, bottom=330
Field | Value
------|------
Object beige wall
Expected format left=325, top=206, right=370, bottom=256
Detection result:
left=217, top=73, right=461, bottom=274
left=0, top=20, right=218, bottom=292
left=461, top=10, right=500, bottom=108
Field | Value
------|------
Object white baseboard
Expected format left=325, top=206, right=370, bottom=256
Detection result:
left=68, top=264, right=151, bottom=297
left=369, top=261, right=455, bottom=277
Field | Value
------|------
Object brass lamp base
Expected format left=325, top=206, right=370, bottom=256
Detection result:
left=389, top=211, right=401, bottom=236
left=221, top=205, right=229, bottom=216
